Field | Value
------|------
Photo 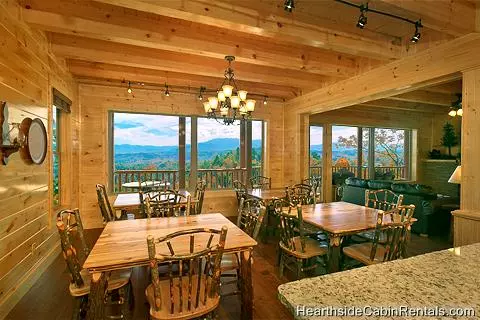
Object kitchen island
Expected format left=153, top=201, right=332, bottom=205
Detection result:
left=278, top=243, right=480, bottom=319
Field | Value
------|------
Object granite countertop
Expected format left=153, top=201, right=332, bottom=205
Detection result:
left=278, top=243, right=480, bottom=319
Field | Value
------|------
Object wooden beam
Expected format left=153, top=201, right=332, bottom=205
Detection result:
left=93, top=0, right=402, bottom=61
left=67, top=60, right=299, bottom=99
left=387, top=90, right=456, bottom=107
left=21, top=0, right=362, bottom=78
left=359, top=99, right=449, bottom=114
left=49, top=33, right=331, bottom=89
left=285, top=33, right=479, bottom=115
left=376, top=0, right=476, bottom=36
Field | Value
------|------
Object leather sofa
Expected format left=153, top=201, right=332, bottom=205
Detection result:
left=341, top=177, right=458, bottom=236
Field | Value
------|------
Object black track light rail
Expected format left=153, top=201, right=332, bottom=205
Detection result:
left=335, top=0, right=419, bottom=26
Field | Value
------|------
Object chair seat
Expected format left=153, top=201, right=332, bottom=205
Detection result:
left=145, top=275, right=220, bottom=320
left=69, top=268, right=132, bottom=297
left=279, top=236, right=328, bottom=259
left=343, top=243, right=389, bottom=265
left=220, top=253, right=239, bottom=271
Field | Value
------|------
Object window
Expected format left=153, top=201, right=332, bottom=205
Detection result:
left=309, top=126, right=323, bottom=178
left=52, top=106, right=60, bottom=206
left=251, top=120, right=263, bottom=177
left=111, top=113, right=263, bottom=191
left=374, top=128, right=408, bottom=180
left=332, top=125, right=362, bottom=178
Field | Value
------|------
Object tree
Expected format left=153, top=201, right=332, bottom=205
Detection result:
left=441, top=122, right=458, bottom=157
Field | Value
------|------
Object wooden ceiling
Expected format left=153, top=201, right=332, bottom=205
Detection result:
left=20, top=0, right=476, bottom=100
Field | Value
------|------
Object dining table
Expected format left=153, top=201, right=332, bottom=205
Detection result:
left=247, top=188, right=287, bottom=203
left=121, top=180, right=171, bottom=191
left=83, top=213, right=257, bottom=320
left=284, top=201, right=416, bottom=273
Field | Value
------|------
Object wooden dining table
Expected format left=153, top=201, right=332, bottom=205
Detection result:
left=247, top=188, right=286, bottom=203
left=83, top=213, right=257, bottom=320
left=285, top=201, right=416, bottom=273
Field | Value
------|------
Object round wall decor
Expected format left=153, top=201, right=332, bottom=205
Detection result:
left=19, top=117, right=47, bottom=165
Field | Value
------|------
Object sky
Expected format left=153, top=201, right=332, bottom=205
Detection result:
left=114, top=112, right=262, bottom=146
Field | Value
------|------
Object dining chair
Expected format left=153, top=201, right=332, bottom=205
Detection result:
left=343, top=204, right=416, bottom=266
left=95, top=183, right=117, bottom=223
left=353, top=189, right=405, bottom=243
left=233, top=180, right=247, bottom=205
left=302, top=177, right=322, bottom=203
left=145, top=226, right=228, bottom=320
left=56, top=209, right=133, bottom=319
left=192, top=180, right=206, bottom=214
left=278, top=204, right=327, bottom=279
left=220, top=197, right=267, bottom=296
left=144, top=190, right=191, bottom=218
left=250, top=175, right=271, bottom=189
left=286, top=183, right=315, bottom=205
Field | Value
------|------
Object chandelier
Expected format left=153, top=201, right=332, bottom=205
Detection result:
left=448, top=94, right=463, bottom=117
left=202, top=56, right=256, bottom=125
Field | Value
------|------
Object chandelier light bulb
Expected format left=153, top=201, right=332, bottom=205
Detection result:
left=127, top=87, right=132, bottom=94
left=238, top=90, right=248, bottom=101
left=208, top=97, right=218, bottom=110
left=448, top=109, right=457, bottom=117
left=230, top=96, right=240, bottom=109
left=456, top=108, right=463, bottom=116
left=217, top=91, right=226, bottom=102
left=222, top=85, right=234, bottom=98
left=220, top=107, right=229, bottom=116
left=239, top=106, right=247, bottom=115
left=246, top=99, right=256, bottom=112
left=203, top=101, right=211, bottom=113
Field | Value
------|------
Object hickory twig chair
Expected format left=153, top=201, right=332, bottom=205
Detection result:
left=302, top=177, right=322, bottom=203
left=219, top=197, right=267, bottom=296
left=286, top=183, right=316, bottom=205
left=233, top=180, right=247, bottom=206
left=95, top=184, right=117, bottom=223
left=145, top=226, right=228, bottom=320
left=250, top=175, right=272, bottom=190
left=343, top=204, right=416, bottom=266
left=144, top=190, right=191, bottom=218
left=192, top=180, right=206, bottom=214
left=278, top=204, right=328, bottom=279
left=56, top=209, right=133, bottom=320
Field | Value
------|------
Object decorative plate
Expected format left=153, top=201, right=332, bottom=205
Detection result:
left=20, top=118, right=47, bottom=165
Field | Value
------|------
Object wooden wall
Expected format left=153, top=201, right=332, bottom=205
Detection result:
left=0, top=1, right=78, bottom=317
left=309, top=105, right=460, bottom=184
left=78, top=84, right=285, bottom=228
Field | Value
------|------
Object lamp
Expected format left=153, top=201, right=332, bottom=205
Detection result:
left=448, top=165, right=461, bottom=184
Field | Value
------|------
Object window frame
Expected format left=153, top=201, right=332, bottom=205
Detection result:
left=52, top=105, right=61, bottom=208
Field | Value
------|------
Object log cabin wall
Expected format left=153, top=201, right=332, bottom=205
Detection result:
left=78, top=84, right=285, bottom=229
left=309, top=106, right=461, bottom=185
left=0, top=1, right=79, bottom=317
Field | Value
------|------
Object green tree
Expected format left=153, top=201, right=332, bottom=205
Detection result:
left=441, top=122, right=458, bottom=157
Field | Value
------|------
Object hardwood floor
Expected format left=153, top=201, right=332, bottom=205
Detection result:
left=6, top=229, right=450, bottom=320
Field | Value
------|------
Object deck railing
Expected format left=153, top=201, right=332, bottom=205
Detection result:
left=309, top=165, right=407, bottom=180
left=114, top=166, right=261, bottom=192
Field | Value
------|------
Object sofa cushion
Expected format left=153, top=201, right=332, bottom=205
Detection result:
left=345, top=177, right=369, bottom=188
left=391, top=183, right=437, bottom=199
left=367, top=180, right=392, bottom=190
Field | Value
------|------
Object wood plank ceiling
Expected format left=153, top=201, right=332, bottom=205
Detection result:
left=20, top=0, right=475, bottom=103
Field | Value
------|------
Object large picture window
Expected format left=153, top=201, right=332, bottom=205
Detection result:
left=52, top=106, right=60, bottom=206
left=111, top=112, right=264, bottom=191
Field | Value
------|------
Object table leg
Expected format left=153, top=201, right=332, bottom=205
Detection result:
left=327, top=235, right=343, bottom=273
left=86, top=272, right=108, bottom=320
left=240, top=248, right=254, bottom=320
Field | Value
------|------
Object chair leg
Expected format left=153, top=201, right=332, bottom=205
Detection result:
left=128, top=280, right=135, bottom=310
left=296, top=259, right=303, bottom=280
left=72, top=296, right=85, bottom=320
left=279, top=252, right=285, bottom=278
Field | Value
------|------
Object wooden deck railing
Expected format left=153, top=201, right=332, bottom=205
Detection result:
left=309, top=165, right=407, bottom=180
left=114, top=166, right=261, bottom=192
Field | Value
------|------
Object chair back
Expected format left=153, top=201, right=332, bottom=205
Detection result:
left=278, top=205, right=306, bottom=253
left=193, top=181, right=206, bottom=214
left=144, top=190, right=190, bottom=218
left=365, top=189, right=404, bottom=211
left=236, top=197, right=266, bottom=240
left=287, top=183, right=315, bottom=205
left=56, top=209, right=89, bottom=287
left=370, top=204, right=415, bottom=262
left=147, top=227, right=228, bottom=316
left=250, top=175, right=271, bottom=190
left=233, top=180, right=247, bottom=205
left=95, top=184, right=115, bottom=224
left=302, top=177, right=321, bottom=202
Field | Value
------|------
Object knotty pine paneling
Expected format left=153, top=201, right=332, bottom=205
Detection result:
left=0, top=1, right=78, bottom=317
left=79, top=85, right=285, bottom=228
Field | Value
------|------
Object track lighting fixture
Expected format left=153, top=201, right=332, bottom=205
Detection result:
left=127, top=81, right=133, bottom=94
left=164, top=83, right=170, bottom=97
left=263, top=96, right=268, bottom=105
left=449, top=94, right=462, bottom=117
left=198, top=86, right=206, bottom=101
left=284, top=0, right=294, bottom=12
left=356, top=4, right=368, bottom=29
left=410, top=20, right=422, bottom=43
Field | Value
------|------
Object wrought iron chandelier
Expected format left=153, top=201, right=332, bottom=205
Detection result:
left=202, top=56, right=256, bottom=125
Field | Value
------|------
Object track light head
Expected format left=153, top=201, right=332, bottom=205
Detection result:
left=263, top=96, right=268, bottom=105
left=198, top=86, right=205, bottom=101
left=127, top=81, right=133, bottom=94
left=164, top=83, right=170, bottom=97
left=284, top=0, right=294, bottom=12
left=411, top=20, right=422, bottom=43
left=356, top=4, right=368, bottom=29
